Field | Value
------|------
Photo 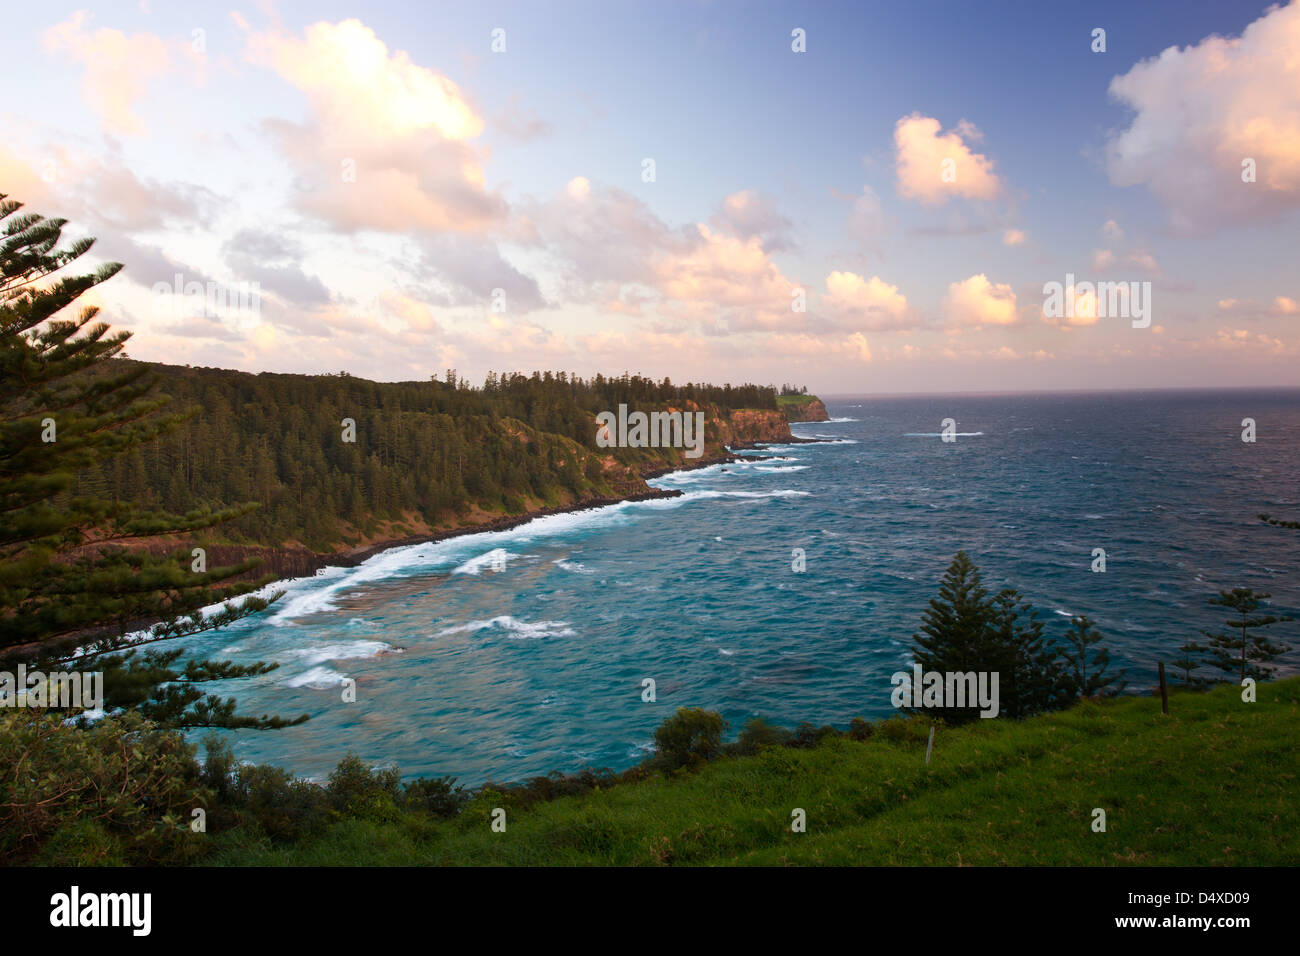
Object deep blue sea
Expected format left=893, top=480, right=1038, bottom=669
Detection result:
left=184, top=389, right=1300, bottom=785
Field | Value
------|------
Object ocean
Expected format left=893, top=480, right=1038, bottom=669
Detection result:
left=182, top=389, right=1300, bottom=785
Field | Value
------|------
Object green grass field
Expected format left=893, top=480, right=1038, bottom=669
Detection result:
left=211, top=678, right=1299, bottom=866
left=776, top=393, right=820, bottom=406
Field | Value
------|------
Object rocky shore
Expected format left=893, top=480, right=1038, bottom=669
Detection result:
left=779, top=397, right=831, bottom=422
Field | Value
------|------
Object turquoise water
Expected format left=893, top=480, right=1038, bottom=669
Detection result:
left=186, top=389, right=1300, bottom=784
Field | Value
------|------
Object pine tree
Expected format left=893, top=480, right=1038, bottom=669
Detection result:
left=911, top=552, right=1085, bottom=722
left=1061, top=614, right=1126, bottom=698
left=989, top=587, right=1070, bottom=717
left=87, top=648, right=307, bottom=730
left=911, top=552, right=995, bottom=678
left=1171, top=635, right=1212, bottom=687
left=1203, top=588, right=1292, bottom=683
left=0, top=193, right=301, bottom=729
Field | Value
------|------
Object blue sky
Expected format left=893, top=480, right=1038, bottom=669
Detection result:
left=3, top=0, right=1298, bottom=392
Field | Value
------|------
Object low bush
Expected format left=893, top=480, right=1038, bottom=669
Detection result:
left=652, top=707, right=728, bottom=771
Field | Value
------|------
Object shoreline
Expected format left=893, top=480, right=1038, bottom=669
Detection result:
left=330, top=439, right=839, bottom=573
left=22, top=433, right=835, bottom=659
left=247, top=445, right=813, bottom=582
left=333, top=486, right=686, bottom=568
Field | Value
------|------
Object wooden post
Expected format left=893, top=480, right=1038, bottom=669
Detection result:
left=925, top=725, right=935, bottom=765
left=1157, top=662, right=1169, bottom=715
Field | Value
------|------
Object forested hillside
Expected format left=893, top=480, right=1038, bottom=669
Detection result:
left=69, top=362, right=784, bottom=552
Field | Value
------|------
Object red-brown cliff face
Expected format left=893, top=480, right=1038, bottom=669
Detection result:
left=781, top=398, right=830, bottom=422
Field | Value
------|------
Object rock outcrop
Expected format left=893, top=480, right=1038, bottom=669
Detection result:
left=781, top=397, right=830, bottom=422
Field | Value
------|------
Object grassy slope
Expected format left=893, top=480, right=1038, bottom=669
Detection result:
left=212, top=678, right=1299, bottom=866
left=776, top=394, right=820, bottom=407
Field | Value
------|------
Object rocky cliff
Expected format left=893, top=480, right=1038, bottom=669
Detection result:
left=780, top=397, right=830, bottom=422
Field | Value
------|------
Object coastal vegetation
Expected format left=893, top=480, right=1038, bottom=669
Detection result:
left=4, top=676, right=1295, bottom=865
left=86, top=361, right=793, bottom=557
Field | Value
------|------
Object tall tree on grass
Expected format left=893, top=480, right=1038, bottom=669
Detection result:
left=910, top=551, right=997, bottom=725
left=0, top=193, right=303, bottom=729
left=910, top=551, right=1072, bottom=723
left=915, top=556, right=1107, bottom=723
left=989, top=588, right=1071, bottom=717
left=1061, top=615, right=1126, bottom=698
left=1202, top=588, right=1291, bottom=683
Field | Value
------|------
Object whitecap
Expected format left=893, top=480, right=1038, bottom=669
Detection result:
left=682, top=489, right=812, bottom=501
left=452, top=548, right=516, bottom=575
left=552, top=557, right=593, bottom=574
left=284, top=665, right=347, bottom=689
left=285, top=640, right=394, bottom=667
left=436, top=616, right=575, bottom=639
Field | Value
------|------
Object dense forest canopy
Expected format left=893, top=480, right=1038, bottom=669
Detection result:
left=71, top=361, right=781, bottom=551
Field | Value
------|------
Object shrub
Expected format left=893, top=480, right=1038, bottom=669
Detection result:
left=652, top=707, right=728, bottom=771
left=848, top=717, right=874, bottom=741
left=733, top=717, right=792, bottom=755
left=403, top=776, right=467, bottom=819
left=0, top=709, right=206, bottom=864
left=789, top=722, right=841, bottom=749
left=460, top=786, right=507, bottom=829
left=327, top=754, right=403, bottom=821
left=199, top=736, right=330, bottom=842
left=235, top=763, right=331, bottom=841
left=879, top=714, right=939, bottom=744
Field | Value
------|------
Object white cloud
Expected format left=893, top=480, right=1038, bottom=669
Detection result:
left=894, top=113, right=1003, bottom=204
left=822, top=271, right=917, bottom=330
left=1127, top=251, right=1159, bottom=273
left=843, top=332, right=873, bottom=362
left=43, top=12, right=175, bottom=136
left=1042, top=285, right=1103, bottom=327
left=246, top=18, right=506, bottom=234
left=655, top=224, right=798, bottom=326
left=1216, top=295, right=1300, bottom=317
left=710, top=190, right=794, bottom=252
left=1105, top=2, right=1300, bottom=234
left=943, top=273, right=1018, bottom=327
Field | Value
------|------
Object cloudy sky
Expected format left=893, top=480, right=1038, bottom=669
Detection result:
left=4, top=0, right=1299, bottom=393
